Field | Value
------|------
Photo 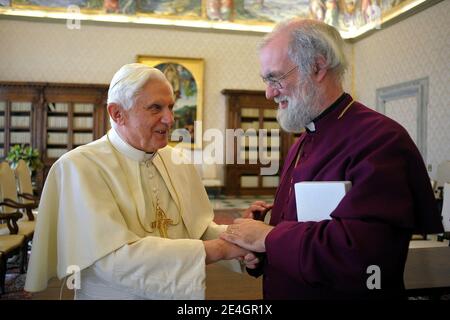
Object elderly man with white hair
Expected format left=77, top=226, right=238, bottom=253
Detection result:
left=25, top=63, right=249, bottom=300
left=221, top=19, right=443, bottom=299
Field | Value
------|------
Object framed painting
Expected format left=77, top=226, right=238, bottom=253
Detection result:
left=137, top=55, right=204, bottom=149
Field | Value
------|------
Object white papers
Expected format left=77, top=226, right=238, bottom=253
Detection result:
left=295, top=181, right=351, bottom=222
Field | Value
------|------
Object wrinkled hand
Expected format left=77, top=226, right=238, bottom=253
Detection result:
left=241, top=252, right=260, bottom=269
left=204, top=238, right=250, bottom=265
left=242, top=201, right=273, bottom=221
left=220, top=218, right=274, bottom=253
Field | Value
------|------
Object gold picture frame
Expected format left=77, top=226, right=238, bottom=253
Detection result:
left=137, top=55, right=204, bottom=149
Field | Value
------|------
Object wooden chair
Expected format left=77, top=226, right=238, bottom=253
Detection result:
left=14, top=160, right=39, bottom=208
left=0, top=162, right=37, bottom=273
left=0, top=209, right=24, bottom=295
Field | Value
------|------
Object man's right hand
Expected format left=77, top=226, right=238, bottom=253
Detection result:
left=242, top=201, right=273, bottom=221
left=203, top=238, right=249, bottom=265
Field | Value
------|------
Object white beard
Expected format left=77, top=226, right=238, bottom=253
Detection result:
left=276, top=78, right=321, bottom=133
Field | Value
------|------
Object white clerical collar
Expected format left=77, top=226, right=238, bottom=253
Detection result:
left=108, top=127, right=156, bottom=162
left=305, top=122, right=316, bottom=132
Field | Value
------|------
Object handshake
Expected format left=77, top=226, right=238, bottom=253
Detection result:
left=205, top=201, right=274, bottom=269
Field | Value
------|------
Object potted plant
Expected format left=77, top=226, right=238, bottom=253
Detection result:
left=6, top=144, right=43, bottom=174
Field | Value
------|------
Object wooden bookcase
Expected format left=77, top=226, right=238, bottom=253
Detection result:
left=0, top=82, right=109, bottom=192
left=0, top=84, right=40, bottom=158
left=222, top=89, right=298, bottom=196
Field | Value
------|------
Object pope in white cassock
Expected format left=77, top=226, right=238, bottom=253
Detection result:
left=24, top=63, right=251, bottom=299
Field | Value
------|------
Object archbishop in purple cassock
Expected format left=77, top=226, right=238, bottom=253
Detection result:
left=222, top=18, right=443, bottom=300
left=251, top=93, right=443, bottom=299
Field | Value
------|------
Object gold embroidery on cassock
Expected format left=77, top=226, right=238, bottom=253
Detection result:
left=135, top=158, right=182, bottom=238
left=150, top=189, right=173, bottom=238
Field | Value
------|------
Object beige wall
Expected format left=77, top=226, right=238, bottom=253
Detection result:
left=0, top=18, right=264, bottom=136
left=0, top=16, right=353, bottom=183
left=1, top=4, right=447, bottom=181
left=0, top=18, right=269, bottom=182
left=353, top=0, right=450, bottom=178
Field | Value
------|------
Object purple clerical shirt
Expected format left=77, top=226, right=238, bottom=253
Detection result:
left=253, top=93, right=443, bottom=299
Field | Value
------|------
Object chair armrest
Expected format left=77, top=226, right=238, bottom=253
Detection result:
left=18, top=193, right=39, bottom=207
left=1, top=198, right=25, bottom=209
left=19, top=192, right=40, bottom=202
left=2, top=198, right=37, bottom=210
left=0, top=212, right=23, bottom=234
left=1, top=198, right=36, bottom=221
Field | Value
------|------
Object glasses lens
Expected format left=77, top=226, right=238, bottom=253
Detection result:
left=273, top=81, right=282, bottom=89
left=262, top=77, right=281, bottom=89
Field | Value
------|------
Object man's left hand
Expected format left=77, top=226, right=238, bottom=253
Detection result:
left=220, top=218, right=274, bottom=252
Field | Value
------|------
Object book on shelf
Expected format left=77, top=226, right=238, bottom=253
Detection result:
left=47, top=148, right=68, bottom=158
left=262, top=176, right=279, bottom=188
left=47, top=103, right=69, bottom=113
left=73, top=116, right=93, bottom=128
left=241, top=121, right=260, bottom=130
left=11, top=116, right=30, bottom=127
left=263, top=121, right=279, bottom=130
left=241, top=176, right=259, bottom=188
left=11, top=102, right=31, bottom=112
left=263, top=109, right=277, bottom=118
left=10, top=132, right=31, bottom=144
left=48, top=116, right=68, bottom=128
left=74, top=103, right=94, bottom=113
left=241, top=108, right=259, bottom=117
left=73, top=133, right=93, bottom=144
left=47, top=133, right=68, bottom=144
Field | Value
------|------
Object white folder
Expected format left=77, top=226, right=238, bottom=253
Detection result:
left=295, top=181, right=352, bottom=222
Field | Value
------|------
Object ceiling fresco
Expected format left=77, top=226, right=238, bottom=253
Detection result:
left=0, top=0, right=439, bottom=38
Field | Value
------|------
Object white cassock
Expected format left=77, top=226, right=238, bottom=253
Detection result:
left=25, top=128, right=233, bottom=299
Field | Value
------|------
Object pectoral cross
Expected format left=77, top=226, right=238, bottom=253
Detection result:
left=151, top=204, right=173, bottom=238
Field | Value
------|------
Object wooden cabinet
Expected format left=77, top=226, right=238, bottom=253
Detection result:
left=0, top=82, right=109, bottom=192
left=222, top=89, right=298, bottom=196
left=0, top=84, right=41, bottom=158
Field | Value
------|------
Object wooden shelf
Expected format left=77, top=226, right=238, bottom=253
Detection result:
left=10, top=127, right=31, bottom=131
left=0, top=81, right=109, bottom=193
left=73, top=112, right=93, bottom=116
left=222, top=89, right=296, bottom=196
left=73, top=128, right=94, bottom=133
left=10, top=111, right=31, bottom=116
left=47, top=127, right=69, bottom=132
left=47, top=143, right=68, bottom=148
left=47, top=112, right=69, bottom=116
left=241, top=116, right=260, bottom=121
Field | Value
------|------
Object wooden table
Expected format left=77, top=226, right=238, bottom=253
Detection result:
left=404, top=246, right=450, bottom=298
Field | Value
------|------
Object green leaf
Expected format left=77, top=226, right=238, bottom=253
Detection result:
left=6, top=144, right=43, bottom=173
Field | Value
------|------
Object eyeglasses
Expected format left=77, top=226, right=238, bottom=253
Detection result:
left=261, top=65, right=298, bottom=90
